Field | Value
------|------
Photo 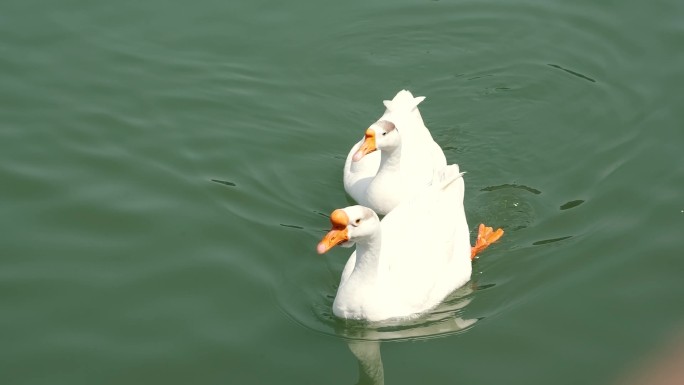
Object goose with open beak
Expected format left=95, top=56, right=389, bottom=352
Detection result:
left=320, top=165, right=503, bottom=321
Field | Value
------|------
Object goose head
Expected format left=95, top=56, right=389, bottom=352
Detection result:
left=351, top=120, right=400, bottom=162
left=317, top=205, right=380, bottom=254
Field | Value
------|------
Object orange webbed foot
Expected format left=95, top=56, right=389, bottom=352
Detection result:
left=471, top=223, right=504, bottom=260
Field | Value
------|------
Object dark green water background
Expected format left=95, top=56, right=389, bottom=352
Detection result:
left=2, top=0, right=683, bottom=384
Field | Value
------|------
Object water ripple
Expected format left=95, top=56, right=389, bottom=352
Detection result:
left=547, top=64, right=597, bottom=83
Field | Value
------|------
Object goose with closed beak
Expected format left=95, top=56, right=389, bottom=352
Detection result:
left=343, top=90, right=447, bottom=215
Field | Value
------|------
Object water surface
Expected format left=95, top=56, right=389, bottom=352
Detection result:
left=1, top=0, right=684, bottom=384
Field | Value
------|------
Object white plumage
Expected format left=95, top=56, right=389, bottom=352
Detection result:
left=343, top=90, right=447, bottom=215
left=319, top=165, right=471, bottom=321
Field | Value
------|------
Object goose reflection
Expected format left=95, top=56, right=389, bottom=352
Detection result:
left=333, top=285, right=478, bottom=385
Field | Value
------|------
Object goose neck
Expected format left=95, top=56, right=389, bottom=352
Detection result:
left=378, top=144, right=402, bottom=174
left=351, top=229, right=386, bottom=279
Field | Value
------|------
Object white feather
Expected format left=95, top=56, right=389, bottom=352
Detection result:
left=332, top=164, right=471, bottom=321
left=343, top=89, right=447, bottom=215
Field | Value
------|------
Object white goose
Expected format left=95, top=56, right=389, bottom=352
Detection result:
left=318, top=165, right=503, bottom=321
left=343, top=90, right=447, bottom=215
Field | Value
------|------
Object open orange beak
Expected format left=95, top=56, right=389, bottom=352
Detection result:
left=352, top=128, right=377, bottom=162
left=317, top=209, right=350, bottom=254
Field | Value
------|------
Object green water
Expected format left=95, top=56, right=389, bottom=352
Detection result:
left=2, top=0, right=684, bottom=384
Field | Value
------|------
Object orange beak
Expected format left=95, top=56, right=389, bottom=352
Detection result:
left=317, top=209, right=350, bottom=254
left=352, top=129, right=377, bottom=162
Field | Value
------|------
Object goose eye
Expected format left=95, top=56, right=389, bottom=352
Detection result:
left=382, top=132, right=387, bottom=136
left=355, top=219, right=361, bottom=224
